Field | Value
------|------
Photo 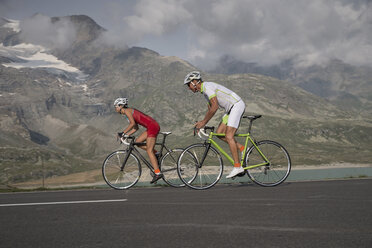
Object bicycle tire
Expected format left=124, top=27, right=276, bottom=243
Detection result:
left=160, top=148, right=185, bottom=188
left=102, top=150, right=141, bottom=190
left=177, top=144, right=223, bottom=190
left=245, top=140, right=291, bottom=187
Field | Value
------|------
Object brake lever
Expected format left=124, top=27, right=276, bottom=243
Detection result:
left=117, top=132, right=123, bottom=144
left=193, top=127, right=199, bottom=136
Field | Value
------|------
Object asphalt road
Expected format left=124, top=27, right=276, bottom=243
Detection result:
left=1, top=179, right=371, bottom=248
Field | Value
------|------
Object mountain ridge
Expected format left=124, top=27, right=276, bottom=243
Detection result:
left=210, top=56, right=372, bottom=118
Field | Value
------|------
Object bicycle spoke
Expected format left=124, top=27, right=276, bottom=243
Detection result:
left=114, top=173, right=123, bottom=184
left=114, top=155, right=122, bottom=169
left=192, top=150, right=200, bottom=165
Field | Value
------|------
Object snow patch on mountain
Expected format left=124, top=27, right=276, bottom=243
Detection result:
left=0, top=43, right=88, bottom=81
left=2, top=18, right=20, bottom=32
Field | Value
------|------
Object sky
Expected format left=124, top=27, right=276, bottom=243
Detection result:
left=1, top=0, right=371, bottom=69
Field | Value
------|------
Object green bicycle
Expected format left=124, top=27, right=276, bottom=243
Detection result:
left=177, top=115, right=291, bottom=190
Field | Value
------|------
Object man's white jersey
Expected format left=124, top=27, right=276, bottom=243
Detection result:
left=201, top=82, right=242, bottom=112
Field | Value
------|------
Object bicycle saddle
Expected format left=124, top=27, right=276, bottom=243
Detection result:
left=243, top=115, right=262, bottom=120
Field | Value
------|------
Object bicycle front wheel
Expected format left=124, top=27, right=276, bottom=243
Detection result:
left=245, top=140, right=291, bottom=187
left=177, top=144, right=223, bottom=190
left=102, top=150, right=141, bottom=190
left=160, top=148, right=185, bottom=188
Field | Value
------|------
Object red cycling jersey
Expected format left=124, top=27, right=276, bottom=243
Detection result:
left=131, top=109, right=160, bottom=138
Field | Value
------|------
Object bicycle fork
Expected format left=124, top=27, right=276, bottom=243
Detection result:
left=198, top=143, right=211, bottom=168
left=120, top=147, right=133, bottom=171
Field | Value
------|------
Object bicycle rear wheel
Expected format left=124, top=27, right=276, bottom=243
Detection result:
left=160, top=148, right=185, bottom=187
left=102, top=150, right=141, bottom=190
left=245, top=140, right=291, bottom=187
left=177, top=144, right=223, bottom=190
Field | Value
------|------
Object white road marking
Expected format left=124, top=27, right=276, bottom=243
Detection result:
left=0, top=199, right=127, bottom=207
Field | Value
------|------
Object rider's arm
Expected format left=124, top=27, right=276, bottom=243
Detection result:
left=125, top=125, right=138, bottom=136
left=195, top=96, right=219, bottom=129
left=122, top=109, right=138, bottom=135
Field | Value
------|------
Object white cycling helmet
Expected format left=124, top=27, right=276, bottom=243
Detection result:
left=114, top=98, right=128, bottom=107
left=184, top=71, right=202, bottom=85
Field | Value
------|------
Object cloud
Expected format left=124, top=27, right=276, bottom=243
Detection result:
left=95, top=0, right=190, bottom=48
left=3, top=0, right=370, bottom=68
left=185, top=0, right=372, bottom=68
left=112, top=0, right=372, bottom=68
left=19, top=13, right=76, bottom=50
left=125, top=0, right=191, bottom=38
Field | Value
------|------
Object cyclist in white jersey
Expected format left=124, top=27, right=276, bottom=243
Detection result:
left=184, top=71, right=246, bottom=178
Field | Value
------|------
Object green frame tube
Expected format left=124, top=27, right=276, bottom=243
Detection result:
left=207, top=132, right=270, bottom=169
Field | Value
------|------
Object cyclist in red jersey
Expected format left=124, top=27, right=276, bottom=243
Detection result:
left=114, top=98, right=162, bottom=183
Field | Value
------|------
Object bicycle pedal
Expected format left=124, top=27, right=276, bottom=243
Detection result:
left=236, top=172, right=246, bottom=177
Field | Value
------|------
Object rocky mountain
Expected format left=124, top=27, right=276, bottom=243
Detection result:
left=0, top=15, right=371, bottom=187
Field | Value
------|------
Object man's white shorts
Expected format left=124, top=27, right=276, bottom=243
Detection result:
left=222, top=100, right=246, bottom=129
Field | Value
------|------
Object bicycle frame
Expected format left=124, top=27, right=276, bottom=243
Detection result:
left=120, top=135, right=173, bottom=172
left=206, top=132, right=270, bottom=170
